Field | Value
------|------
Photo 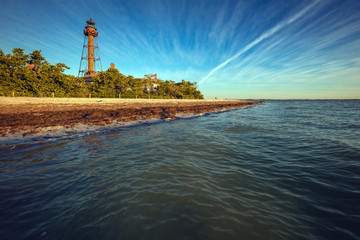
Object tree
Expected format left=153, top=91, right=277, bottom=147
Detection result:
left=129, top=78, right=143, bottom=98
left=158, top=80, right=182, bottom=98
left=11, top=48, right=28, bottom=68
left=91, top=68, right=129, bottom=97
left=0, top=48, right=204, bottom=99
left=29, top=50, right=46, bottom=66
left=0, top=48, right=86, bottom=97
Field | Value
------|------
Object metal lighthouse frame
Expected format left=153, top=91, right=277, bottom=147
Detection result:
left=78, top=18, right=102, bottom=80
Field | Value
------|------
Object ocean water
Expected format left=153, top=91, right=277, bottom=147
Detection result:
left=0, top=100, right=359, bottom=240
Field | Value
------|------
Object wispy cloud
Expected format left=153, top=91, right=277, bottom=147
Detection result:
left=199, top=0, right=321, bottom=85
left=1, top=0, right=359, bottom=98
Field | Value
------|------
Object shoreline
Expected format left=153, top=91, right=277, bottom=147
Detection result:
left=0, top=97, right=263, bottom=137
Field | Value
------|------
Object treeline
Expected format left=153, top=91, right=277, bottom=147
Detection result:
left=0, top=48, right=203, bottom=99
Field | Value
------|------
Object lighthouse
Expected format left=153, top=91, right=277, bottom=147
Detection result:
left=78, top=18, right=102, bottom=80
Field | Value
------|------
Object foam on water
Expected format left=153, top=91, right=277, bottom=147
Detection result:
left=0, top=112, right=214, bottom=148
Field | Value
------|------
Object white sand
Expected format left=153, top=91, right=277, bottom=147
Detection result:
left=0, top=97, right=230, bottom=105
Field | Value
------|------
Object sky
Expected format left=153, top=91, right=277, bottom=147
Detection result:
left=1, top=0, right=360, bottom=99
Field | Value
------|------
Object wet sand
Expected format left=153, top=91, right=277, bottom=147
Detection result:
left=0, top=97, right=262, bottom=136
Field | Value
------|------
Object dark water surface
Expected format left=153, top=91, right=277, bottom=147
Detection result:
left=0, top=100, right=359, bottom=240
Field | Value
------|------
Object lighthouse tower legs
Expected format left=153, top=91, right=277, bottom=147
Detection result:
left=78, top=18, right=102, bottom=79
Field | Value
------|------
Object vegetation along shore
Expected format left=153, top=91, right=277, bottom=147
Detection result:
left=0, top=48, right=263, bottom=137
left=0, top=48, right=203, bottom=99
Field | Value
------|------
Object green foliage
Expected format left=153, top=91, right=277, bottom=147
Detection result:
left=0, top=48, right=87, bottom=97
left=87, top=69, right=203, bottom=99
left=0, top=48, right=204, bottom=99
left=91, top=68, right=128, bottom=97
left=29, top=50, right=45, bottom=66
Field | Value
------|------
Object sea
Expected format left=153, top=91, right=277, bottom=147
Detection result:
left=0, top=100, right=359, bottom=240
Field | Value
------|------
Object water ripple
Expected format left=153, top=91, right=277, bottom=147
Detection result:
left=0, top=100, right=359, bottom=239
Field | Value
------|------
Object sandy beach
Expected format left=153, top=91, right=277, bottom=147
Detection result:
left=0, top=97, right=262, bottom=136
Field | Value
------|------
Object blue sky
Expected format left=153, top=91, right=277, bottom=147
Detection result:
left=1, top=0, right=359, bottom=99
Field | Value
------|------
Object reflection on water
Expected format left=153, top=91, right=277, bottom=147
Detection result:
left=0, top=100, right=359, bottom=240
